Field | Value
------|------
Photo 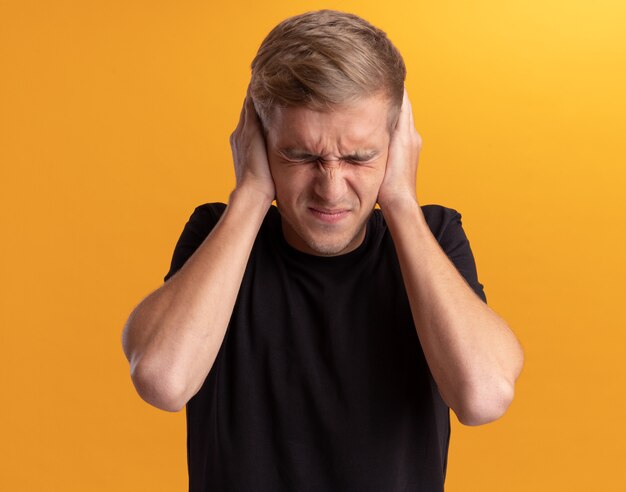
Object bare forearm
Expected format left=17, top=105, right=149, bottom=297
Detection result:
left=382, top=199, right=524, bottom=425
left=122, top=187, right=272, bottom=411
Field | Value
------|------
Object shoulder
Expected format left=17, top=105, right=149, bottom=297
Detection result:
left=375, top=204, right=463, bottom=241
left=420, top=204, right=488, bottom=303
left=420, top=203, right=464, bottom=242
left=162, top=202, right=228, bottom=283
left=179, top=202, right=227, bottom=236
left=191, top=202, right=227, bottom=222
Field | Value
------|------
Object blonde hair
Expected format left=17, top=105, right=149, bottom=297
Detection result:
left=250, top=9, right=406, bottom=133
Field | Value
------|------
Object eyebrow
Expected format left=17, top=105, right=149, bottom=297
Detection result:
left=279, top=148, right=380, bottom=161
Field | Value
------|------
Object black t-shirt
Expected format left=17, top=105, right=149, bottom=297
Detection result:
left=164, top=203, right=487, bottom=492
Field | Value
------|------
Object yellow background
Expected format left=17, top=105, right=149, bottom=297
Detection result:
left=1, top=0, right=624, bottom=490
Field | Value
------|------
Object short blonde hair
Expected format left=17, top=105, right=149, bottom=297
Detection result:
left=250, top=9, right=406, bottom=133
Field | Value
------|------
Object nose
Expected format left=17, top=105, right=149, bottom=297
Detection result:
left=313, top=160, right=348, bottom=205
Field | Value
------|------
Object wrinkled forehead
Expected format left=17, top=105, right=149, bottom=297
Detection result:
left=264, top=96, right=394, bottom=150
left=259, top=90, right=396, bottom=130
left=265, top=97, right=393, bottom=145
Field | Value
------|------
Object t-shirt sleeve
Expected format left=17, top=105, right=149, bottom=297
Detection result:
left=423, top=205, right=488, bottom=304
left=163, top=203, right=227, bottom=283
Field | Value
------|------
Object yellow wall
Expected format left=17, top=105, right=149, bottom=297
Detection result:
left=1, top=1, right=625, bottom=490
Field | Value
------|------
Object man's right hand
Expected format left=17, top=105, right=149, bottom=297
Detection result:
left=229, top=85, right=276, bottom=202
left=122, top=85, right=278, bottom=412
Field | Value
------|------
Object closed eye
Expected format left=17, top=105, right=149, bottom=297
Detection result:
left=343, top=158, right=376, bottom=166
left=278, top=148, right=379, bottom=164
left=279, top=155, right=375, bottom=166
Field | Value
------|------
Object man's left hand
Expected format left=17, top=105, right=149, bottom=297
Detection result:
left=377, top=87, right=422, bottom=210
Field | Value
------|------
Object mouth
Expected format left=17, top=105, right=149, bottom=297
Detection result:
left=308, top=207, right=350, bottom=224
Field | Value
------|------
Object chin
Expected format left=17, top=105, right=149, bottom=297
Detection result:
left=295, top=223, right=367, bottom=256
left=303, top=237, right=354, bottom=256
left=278, top=202, right=371, bottom=256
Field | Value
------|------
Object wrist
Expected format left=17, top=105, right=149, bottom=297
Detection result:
left=232, top=182, right=274, bottom=208
left=378, top=192, right=419, bottom=213
left=379, top=195, right=427, bottom=229
left=229, top=185, right=274, bottom=214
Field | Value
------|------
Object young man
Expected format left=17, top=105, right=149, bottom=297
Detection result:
left=122, top=9, right=524, bottom=491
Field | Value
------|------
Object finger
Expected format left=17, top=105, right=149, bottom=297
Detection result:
left=244, top=84, right=260, bottom=117
left=415, top=130, right=423, bottom=149
left=235, top=88, right=249, bottom=130
left=391, top=91, right=405, bottom=134
left=403, top=87, right=413, bottom=122
left=241, top=88, right=258, bottom=131
left=244, top=96, right=260, bottom=131
left=402, top=87, right=411, bottom=118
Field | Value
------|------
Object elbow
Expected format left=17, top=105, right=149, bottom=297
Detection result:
left=455, top=329, right=525, bottom=426
left=454, top=376, right=516, bottom=426
left=130, top=360, right=188, bottom=413
left=122, top=305, right=188, bottom=412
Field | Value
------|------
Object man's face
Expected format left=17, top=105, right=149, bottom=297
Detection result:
left=265, top=93, right=392, bottom=256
